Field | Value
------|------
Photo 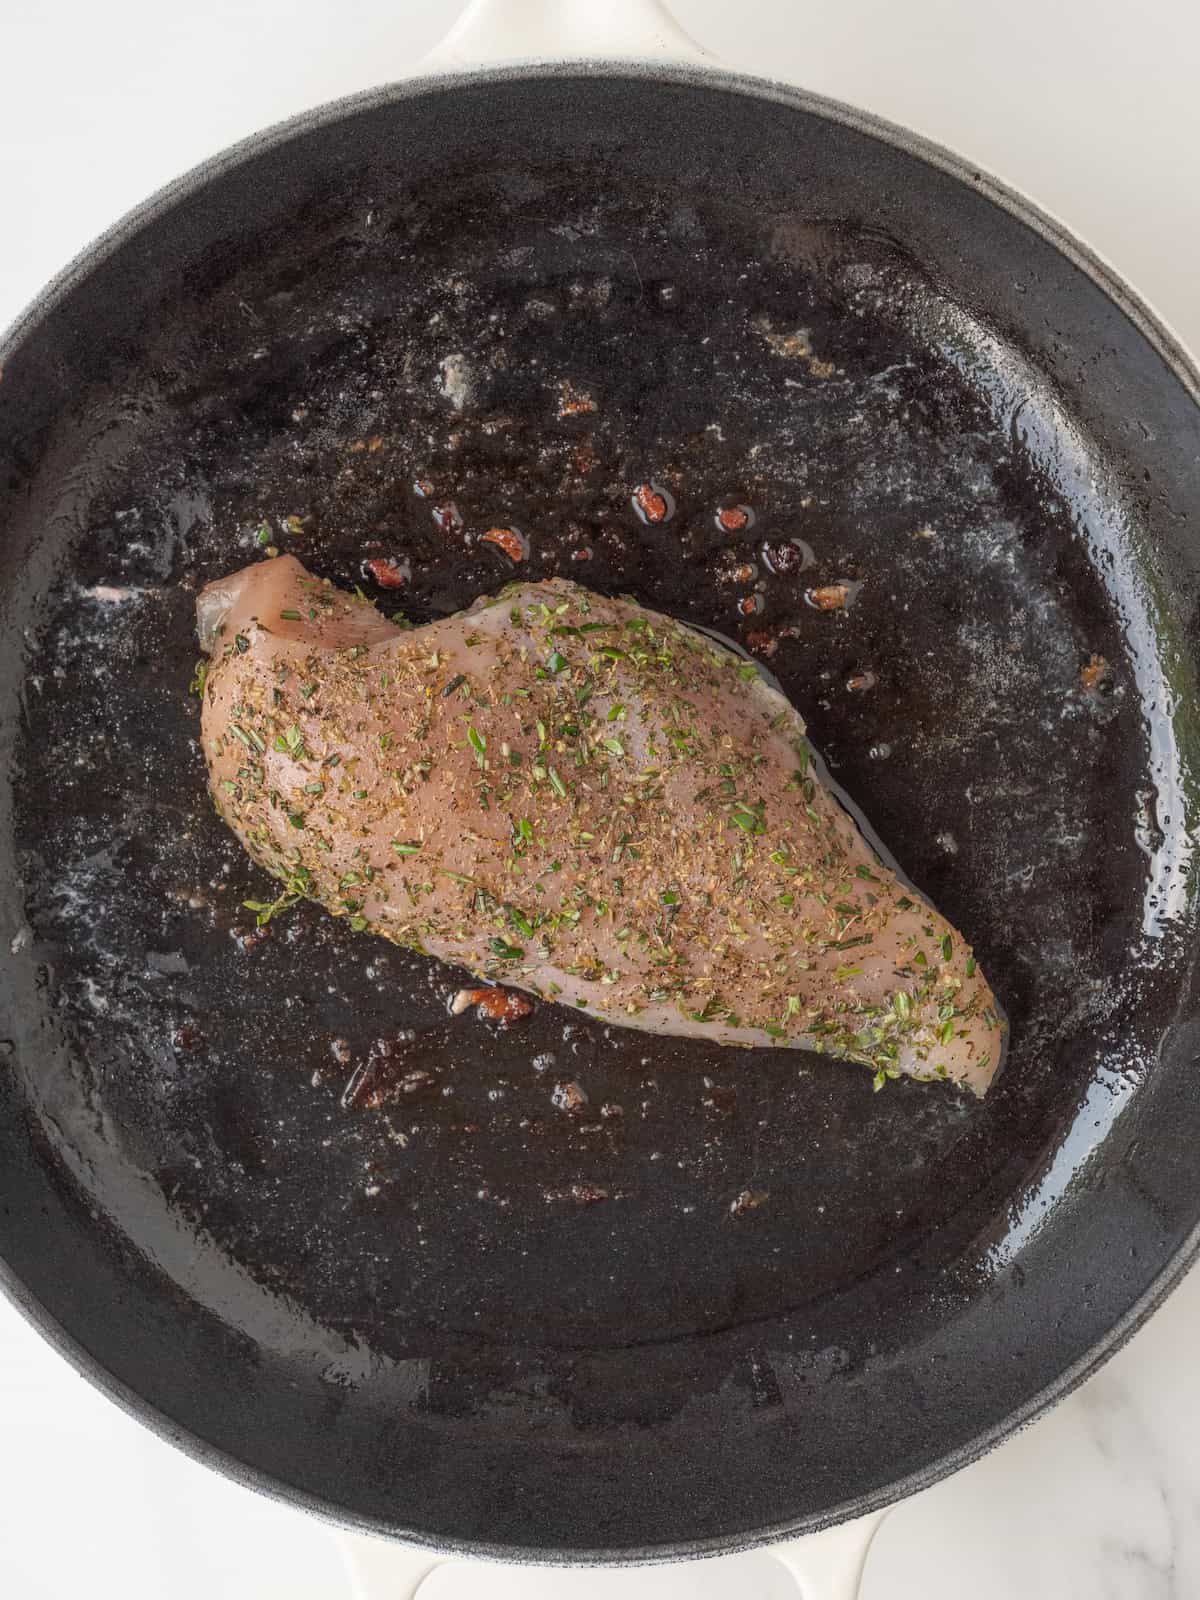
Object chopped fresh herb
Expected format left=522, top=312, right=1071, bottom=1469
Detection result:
left=546, top=651, right=568, bottom=674
left=965, top=956, right=977, bottom=978
left=693, top=996, right=725, bottom=1023
left=229, top=722, right=266, bottom=754
left=660, top=890, right=680, bottom=907
left=603, top=737, right=625, bottom=758
left=507, top=906, right=535, bottom=938
left=243, top=879, right=306, bottom=927
left=349, top=915, right=368, bottom=933
left=940, top=934, right=953, bottom=962
left=279, top=609, right=302, bottom=621
left=548, top=768, right=567, bottom=798
left=287, top=812, right=306, bottom=829
left=273, top=724, right=306, bottom=759
left=442, top=673, right=467, bottom=697
left=391, top=840, right=422, bottom=856
left=255, top=522, right=272, bottom=547
left=490, top=937, right=525, bottom=961
left=189, top=660, right=209, bottom=698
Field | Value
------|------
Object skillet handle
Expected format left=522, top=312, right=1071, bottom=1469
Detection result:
left=339, top=1532, right=447, bottom=1599
left=767, top=1510, right=887, bottom=1599
left=419, top=0, right=714, bottom=72
left=336, top=1510, right=886, bottom=1597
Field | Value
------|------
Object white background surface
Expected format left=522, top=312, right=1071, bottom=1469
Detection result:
left=2, top=3, right=1199, bottom=1596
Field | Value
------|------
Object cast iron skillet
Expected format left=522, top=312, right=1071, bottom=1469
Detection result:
left=1, top=51, right=1199, bottom=1565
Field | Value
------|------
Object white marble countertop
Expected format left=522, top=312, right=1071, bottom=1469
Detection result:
left=2, top=2, right=1197, bottom=1595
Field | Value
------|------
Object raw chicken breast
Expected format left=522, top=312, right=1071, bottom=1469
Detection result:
left=197, top=555, right=1005, bottom=1094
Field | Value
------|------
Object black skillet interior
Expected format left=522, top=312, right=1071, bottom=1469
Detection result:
left=0, top=69, right=1198, bottom=1559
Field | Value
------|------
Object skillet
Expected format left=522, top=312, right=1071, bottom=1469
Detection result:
left=1, top=0, right=1199, bottom=1578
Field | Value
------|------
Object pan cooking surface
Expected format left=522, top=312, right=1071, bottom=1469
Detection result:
left=10, top=160, right=1189, bottom=1380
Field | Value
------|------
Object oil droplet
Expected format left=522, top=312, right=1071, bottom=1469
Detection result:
left=716, top=504, right=755, bottom=533
left=552, top=1080, right=589, bottom=1113
left=761, top=538, right=815, bottom=577
left=362, top=555, right=411, bottom=589
left=805, top=579, right=863, bottom=612
left=431, top=501, right=464, bottom=534
left=480, top=526, right=530, bottom=563
left=632, top=482, right=676, bottom=524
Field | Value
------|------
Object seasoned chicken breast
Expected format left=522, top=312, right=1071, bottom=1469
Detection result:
left=197, top=555, right=1004, bottom=1093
